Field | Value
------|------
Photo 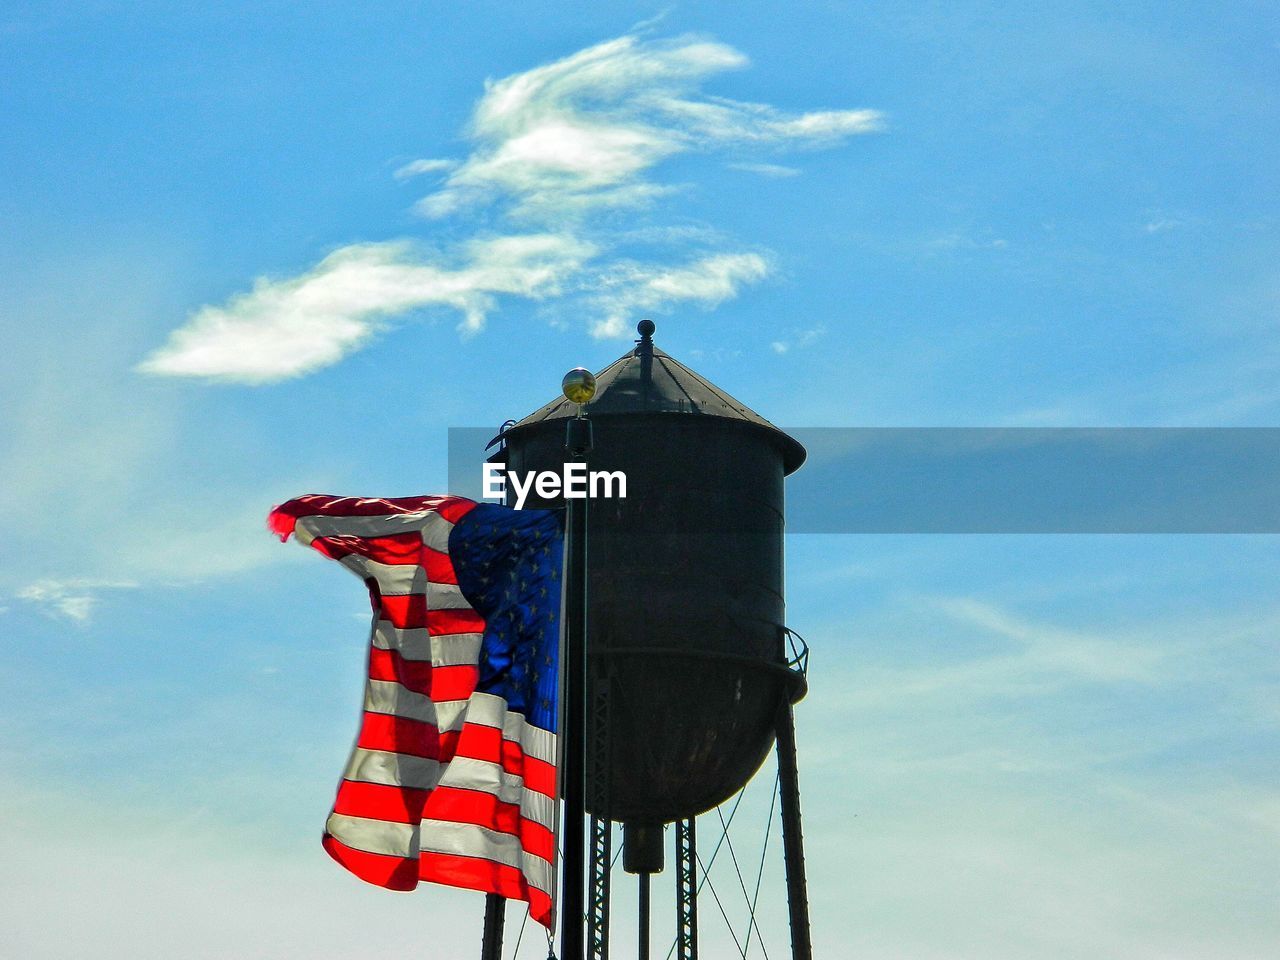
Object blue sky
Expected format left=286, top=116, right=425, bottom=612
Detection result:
left=2, top=3, right=1278, bottom=957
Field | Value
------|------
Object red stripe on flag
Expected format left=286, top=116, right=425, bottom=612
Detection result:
left=377, top=595, right=420, bottom=627
left=424, top=787, right=556, bottom=863
left=268, top=495, right=477, bottom=542
left=267, top=508, right=298, bottom=541
left=377, top=595, right=485, bottom=632
left=520, top=820, right=555, bottom=865
left=355, top=712, right=441, bottom=759
left=277, top=494, right=476, bottom=519
left=304, top=538, right=459, bottom=585
left=367, top=646, right=431, bottom=690
left=333, top=779, right=431, bottom=824
left=451, top=723, right=557, bottom=798
left=422, top=546, right=459, bottom=585
left=452, top=720, right=503, bottom=759
left=354, top=713, right=461, bottom=764
left=521, top=756, right=556, bottom=798
left=367, top=647, right=479, bottom=700
left=433, top=498, right=478, bottom=523
left=418, top=852, right=554, bottom=928
left=428, top=607, right=486, bottom=635
left=438, top=729, right=461, bottom=762
left=309, top=532, right=423, bottom=565
left=426, top=785, right=518, bottom=834
left=431, top=663, right=479, bottom=702
left=322, top=832, right=418, bottom=891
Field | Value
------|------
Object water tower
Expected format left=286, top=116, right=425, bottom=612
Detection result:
left=486, top=320, right=812, bottom=960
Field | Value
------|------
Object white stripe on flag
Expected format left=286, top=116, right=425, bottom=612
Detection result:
left=338, top=558, right=472, bottom=607
left=344, top=748, right=442, bottom=791
left=373, top=623, right=484, bottom=665
left=327, top=813, right=419, bottom=858
left=504, top=712, right=557, bottom=766
left=433, top=756, right=524, bottom=803
left=431, top=632, right=486, bottom=667
left=338, top=555, right=426, bottom=595
left=294, top=511, right=454, bottom=542
left=418, top=513, right=455, bottom=554
left=418, top=820, right=555, bottom=894
left=373, top=623, right=431, bottom=660
left=461, top=692, right=507, bottom=728
left=364, top=679, right=471, bottom=730
left=449, top=695, right=558, bottom=766
left=363, top=678, right=435, bottom=724
left=436, top=756, right=557, bottom=830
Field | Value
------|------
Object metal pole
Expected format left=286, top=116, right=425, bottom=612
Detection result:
left=587, top=669, right=613, bottom=960
left=587, top=816, right=612, bottom=960
left=480, top=894, right=505, bottom=960
left=776, top=699, right=812, bottom=960
left=561, top=413, right=592, bottom=960
left=638, top=873, right=651, bottom=960
left=675, top=819, right=698, bottom=960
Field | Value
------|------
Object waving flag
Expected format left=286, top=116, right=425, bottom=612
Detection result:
left=269, top=494, right=563, bottom=928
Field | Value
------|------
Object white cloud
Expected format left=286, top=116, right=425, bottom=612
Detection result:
left=417, top=35, right=881, bottom=222
left=139, top=234, right=595, bottom=383
left=834, top=593, right=1280, bottom=717
left=141, top=33, right=882, bottom=382
left=930, top=595, right=1167, bottom=684
left=730, top=161, right=801, bottom=177
left=768, top=325, right=825, bottom=355
left=1144, top=216, right=1185, bottom=234
left=787, top=587, right=1280, bottom=959
left=926, top=231, right=1009, bottom=251
left=392, top=158, right=455, bottom=180
left=587, top=251, right=770, bottom=338
left=16, top=578, right=139, bottom=622
left=0, top=257, right=314, bottom=613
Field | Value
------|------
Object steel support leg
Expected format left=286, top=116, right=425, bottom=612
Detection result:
left=588, top=816, right=612, bottom=960
left=675, top=819, right=698, bottom=960
left=776, top=700, right=813, bottom=960
left=587, top=661, right=612, bottom=960
left=638, top=873, right=651, bottom=960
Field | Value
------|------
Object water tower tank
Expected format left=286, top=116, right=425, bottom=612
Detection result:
left=493, top=321, right=806, bottom=825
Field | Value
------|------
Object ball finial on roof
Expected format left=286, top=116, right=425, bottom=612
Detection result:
left=561, top=367, right=597, bottom=405
left=637, top=319, right=656, bottom=340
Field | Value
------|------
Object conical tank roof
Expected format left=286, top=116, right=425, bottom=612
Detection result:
left=501, top=321, right=806, bottom=474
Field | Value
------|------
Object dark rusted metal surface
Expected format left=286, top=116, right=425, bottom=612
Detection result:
left=493, top=323, right=806, bottom=824
left=776, top=698, right=813, bottom=960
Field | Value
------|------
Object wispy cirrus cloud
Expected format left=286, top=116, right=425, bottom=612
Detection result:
left=391, top=157, right=456, bottom=181
left=770, top=325, right=825, bottom=354
left=415, top=34, right=879, bottom=221
left=729, top=161, right=801, bottom=178
left=139, top=234, right=595, bottom=383
left=16, top=578, right=139, bottom=622
left=587, top=251, right=770, bottom=338
left=140, top=33, right=882, bottom=384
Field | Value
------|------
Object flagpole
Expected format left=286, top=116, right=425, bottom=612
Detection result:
left=560, top=367, right=596, bottom=960
left=480, top=894, right=504, bottom=960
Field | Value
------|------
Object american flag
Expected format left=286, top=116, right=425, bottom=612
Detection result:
left=269, top=494, right=563, bottom=928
